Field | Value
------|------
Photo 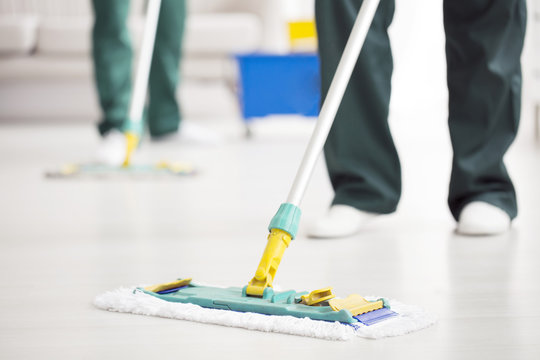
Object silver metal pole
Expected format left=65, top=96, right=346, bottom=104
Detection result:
left=128, top=0, right=162, bottom=124
left=285, top=0, right=380, bottom=206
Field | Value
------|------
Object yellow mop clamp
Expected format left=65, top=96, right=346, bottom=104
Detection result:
left=301, top=288, right=335, bottom=306
left=329, top=295, right=384, bottom=316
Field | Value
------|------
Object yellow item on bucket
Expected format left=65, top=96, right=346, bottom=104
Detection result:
left=288, top=20, right=317, bottom=51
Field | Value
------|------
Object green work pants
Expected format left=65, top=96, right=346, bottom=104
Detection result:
left=315, top=0, right=526, bottom=220
left=92, top=0, right=186, bottom=137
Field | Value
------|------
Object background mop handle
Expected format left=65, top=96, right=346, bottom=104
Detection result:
left=285, top=0, right=381, bottom=207
left=128, top=0, right=161, bottom=123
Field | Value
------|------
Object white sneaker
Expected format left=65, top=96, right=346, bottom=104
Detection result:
left=96, top=130, right=127, bottom=166
left=307, top=205, right=377, bottom=239
left=153, top=122, right=224, bottom=146
left=456, top=201, right=511, bottom=236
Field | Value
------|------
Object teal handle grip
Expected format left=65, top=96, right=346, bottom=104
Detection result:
left=123, top=120, right=144, bottom=135
left=268, top=203, right=302, bottom=239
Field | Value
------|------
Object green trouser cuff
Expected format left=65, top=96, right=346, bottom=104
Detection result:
left=332, top=193, right=397, bottom=215
left=148, top=115, right=181, bottom=137
left=451, top=193, right=518, bottom=221
left=98, top=120, right=123, bottom=136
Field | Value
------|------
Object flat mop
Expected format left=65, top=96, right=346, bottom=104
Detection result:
left=95, top=0, right=435, bottom=339
left=47, top=0, right=194, bottom=179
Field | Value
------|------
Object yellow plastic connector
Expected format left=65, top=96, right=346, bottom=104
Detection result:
left=144, top=278, right=192, bottom=293
left=245, top=228, right=292, bottom=297
left=301, top=287, right=335, bottom=306
left=328, top=294, right=384, bottom=316
left=123, top=131, right=140, bottom=167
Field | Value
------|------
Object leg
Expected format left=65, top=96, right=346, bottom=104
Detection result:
left=147, top=0, right=186, bottom=137
left=444, top=0, right=526, bottom=220
left=316, top=0, right=399, bottom=214
left=91, top=0, right=132, bottom=135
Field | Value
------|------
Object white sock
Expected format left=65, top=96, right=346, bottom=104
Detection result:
left=456, top=201, right=511, bottom=236
left=96, top=130, right=127, bottom=166
left=307, top=205, right=377, bottom=239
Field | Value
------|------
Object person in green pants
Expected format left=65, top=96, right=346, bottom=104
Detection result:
left=92, top=0, right=186, bottom=165
left=309, top=0, right=526, bottom=237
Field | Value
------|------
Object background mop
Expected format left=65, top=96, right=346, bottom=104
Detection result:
left=46, top=0, right=194, bottom=179
left=95, top=0, right=435, bottom=339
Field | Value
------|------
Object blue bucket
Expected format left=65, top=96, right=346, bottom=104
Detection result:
left=235, top=53, right=320, bottom=120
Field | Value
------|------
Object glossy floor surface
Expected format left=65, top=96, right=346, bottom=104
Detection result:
left=0, top=116, right=539, bottom=359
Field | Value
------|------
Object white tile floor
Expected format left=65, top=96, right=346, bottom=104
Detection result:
left=0, top=114, right=539, bottom=358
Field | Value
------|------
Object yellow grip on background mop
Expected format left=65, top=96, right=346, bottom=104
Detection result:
left=123, top=132, right=139, bottom=167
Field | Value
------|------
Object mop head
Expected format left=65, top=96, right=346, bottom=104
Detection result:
left=45, top=161, right=195, bottom=179
left=94, top=285, right=436, bottom=341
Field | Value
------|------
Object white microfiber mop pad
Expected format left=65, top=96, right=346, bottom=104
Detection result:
left=94, top=287, right=436, bottom=341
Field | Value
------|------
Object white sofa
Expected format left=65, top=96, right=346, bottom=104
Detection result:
left=0, top=0, right=289, bottom=122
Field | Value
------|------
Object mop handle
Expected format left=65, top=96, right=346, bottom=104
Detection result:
left=128, top=0, right=162, bottom=123
left=285, top=0, right=380, bottom=206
